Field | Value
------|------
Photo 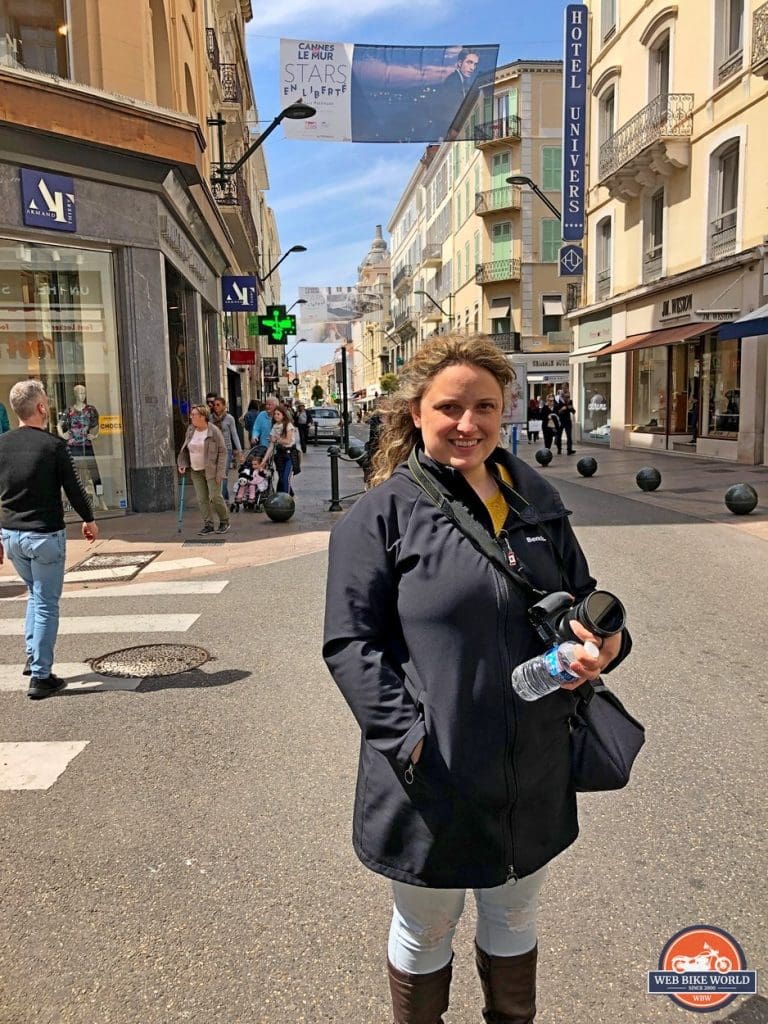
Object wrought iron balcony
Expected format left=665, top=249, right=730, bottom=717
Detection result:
left=210, top=170, right=260, bottom=262
left=474, top=115, right=521, bottom=146
left=596, top=268, right=611, bottom=301
left=565, top=282, right=582, bottom=313
left=598, top=93, right=693, bottom=202
left=708, top=211, right=737, bottom=261
left=475, top=259, right=521, bottom=284
left=219, top=63, right=241, bottom=103
left=394, top=307, right=415, bottom=329
left=718, top=49, right=743, bottom=83
left=475, top=187, right=521, bottom=216
left=205, top=28, right=220, bottom=72
left=643, top=246, right=663, bottom=284
left=421, top=242, right=442, bottom=267
left=487, top=332, right=521, bottom=353
left=392, top=264, right=413, bottom=295
left=753, top=1, right=768, bottom=78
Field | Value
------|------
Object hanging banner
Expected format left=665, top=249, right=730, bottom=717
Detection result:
left=300, top=322, right=354, bottom=345
left=281, top=40, right=499, bottom=143
left=562, top=5, right=588, bottom=241
left=298, top=286, right=384, bottom=323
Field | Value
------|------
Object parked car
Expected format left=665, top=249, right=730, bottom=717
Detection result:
left=310, top=406, right=342, bottom=444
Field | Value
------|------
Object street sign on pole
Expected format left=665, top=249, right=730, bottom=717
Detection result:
left=559, top=244, right=584, bottom=277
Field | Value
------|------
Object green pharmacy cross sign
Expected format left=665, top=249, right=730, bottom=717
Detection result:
left=257, top=304, right=297, bottom=344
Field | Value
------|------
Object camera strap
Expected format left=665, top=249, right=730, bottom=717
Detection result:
left=407, top=448, right=545, bottom=603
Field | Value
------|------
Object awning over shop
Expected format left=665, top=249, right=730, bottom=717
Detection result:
left=569, top=341, right=610, bottom=362
left=719, top=302, right=768, bottom=340
left=596, top=321, right=712, bottom=356
left=489, top=300, right=511, bottom=318
left=542, top=296, right=565, bottom=316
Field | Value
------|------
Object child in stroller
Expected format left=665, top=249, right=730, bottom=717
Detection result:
left=229, top=445, right=274, bottom=512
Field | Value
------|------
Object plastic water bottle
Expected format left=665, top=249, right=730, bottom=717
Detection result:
left=511, top=641, right=599, bottom=701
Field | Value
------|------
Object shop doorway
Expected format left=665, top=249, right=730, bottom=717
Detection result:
left=668, top=341, right=701, bottom=450
left=165, top=263, right=191, bottom=457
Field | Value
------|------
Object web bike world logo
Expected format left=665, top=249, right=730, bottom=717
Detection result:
left=648, top=925, right=757, bottom=1013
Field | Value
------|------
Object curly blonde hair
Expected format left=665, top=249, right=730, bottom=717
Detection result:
left=369, top=333, right=514, bottom=487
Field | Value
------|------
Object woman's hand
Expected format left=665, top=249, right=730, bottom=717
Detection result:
left=410, top=739, right=424, bottom=764
left=558, top=619, right=622, bottom=690
left=178, top=466, right=186, bottom=475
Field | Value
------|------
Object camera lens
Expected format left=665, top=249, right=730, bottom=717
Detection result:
left=577, top=590, right=626, bottom=637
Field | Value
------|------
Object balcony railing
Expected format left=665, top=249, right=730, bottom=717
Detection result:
left=474, top=115, right=521, bottom=145
left=475, top=259, right=521, bottom=284
left=211, top=170, right=260, bottom=261
left=205, top=28, right=220, bottom=72
left=718, top=49, right=743, bottom=83
left=708, top=210, right=737, bottom=261
left=598, top=93, right=693, bottom=183
left=219, top=63, right=241, bottom=103
left=392, top=265, right=413, bottom=293
left=421, top=242, right=442, bottom=265
left=753, top=1, right=768, bottom=77
left=488, top=332, right=521, bottom=353
left=475, top=187, right=521, bottom=215
left=643, top=246, right=663, bottom=284
left=565, top=282, right=582, bottom=313
left=394, top=307, right=415, bottom=329
left=596, top=268, right=611, bottom=300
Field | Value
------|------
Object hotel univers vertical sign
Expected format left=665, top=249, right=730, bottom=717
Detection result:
left=562, top=5, right=588, bottom=241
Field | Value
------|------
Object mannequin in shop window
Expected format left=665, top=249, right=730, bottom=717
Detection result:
left=57, top=384, right=107, bottom=510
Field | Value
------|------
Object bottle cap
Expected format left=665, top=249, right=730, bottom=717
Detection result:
left=584, top=641, right=599, bottom=658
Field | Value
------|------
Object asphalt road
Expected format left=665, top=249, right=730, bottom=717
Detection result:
left=1, top=469, right=766, bottom=1024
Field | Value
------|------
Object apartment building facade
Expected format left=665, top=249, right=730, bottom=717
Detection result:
left=350, top=225, right=391, bottom=413
left=387, top=61, right=571, bottom=398
left=0, top=0, right=279, bottom=512
left=569, top=0, right=768, bottom=463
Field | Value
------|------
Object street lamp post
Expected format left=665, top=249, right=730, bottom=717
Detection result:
left=259, top=245, right=307, bottom=286
left=208, top=101, right=316, bottom=186
left=506, top=175, right=561, bottom=220
left=287, top=298, right=307, bottom=313
left=415, top=289, right=453, bottom=328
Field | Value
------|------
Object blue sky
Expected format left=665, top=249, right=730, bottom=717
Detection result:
left=245, top=0, right=567, bottom=368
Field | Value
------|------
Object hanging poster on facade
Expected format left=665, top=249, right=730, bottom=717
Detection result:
left=262, top=357, right=279, bottom=381
left=280, top=40, right=499, bottom=143
left=298, top=286, right=385, bottom=323
left=300, top=322, right=354, bottom=345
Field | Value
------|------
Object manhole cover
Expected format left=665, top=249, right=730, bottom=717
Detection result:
left=67, top=551, right=160, bottom=582
left=90, top=644, right=210, bottom=678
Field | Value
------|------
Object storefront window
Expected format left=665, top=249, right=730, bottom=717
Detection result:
left=631, top=346, right=667, bottom=433
left=0, top=0, right=69, bottom=77
left=701, top=336, right=740, bottom=438
left=0, top=239, right=127, bottom=513
left=581, top=358, right=611, bottom=443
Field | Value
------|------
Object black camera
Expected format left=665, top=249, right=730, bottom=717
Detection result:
left=528, top=590, right=626, bottom=647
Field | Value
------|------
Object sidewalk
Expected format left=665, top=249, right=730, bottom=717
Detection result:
left=2, top=441, right=766, bottom=589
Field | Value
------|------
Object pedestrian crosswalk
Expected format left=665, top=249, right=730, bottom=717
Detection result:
left=0, top=573, right=229, bottom=791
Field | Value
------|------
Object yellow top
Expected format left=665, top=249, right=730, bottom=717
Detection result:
left=483, top=464, right=514, bottom=535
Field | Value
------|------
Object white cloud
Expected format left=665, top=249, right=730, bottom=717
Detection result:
left=248, top=0, right=447, bottom=34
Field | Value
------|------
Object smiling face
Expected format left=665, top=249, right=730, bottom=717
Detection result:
left=410, top=362, right=503, bottom=483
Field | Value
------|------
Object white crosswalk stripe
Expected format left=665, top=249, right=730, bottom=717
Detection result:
left=1, top=576, right=227, bottom=791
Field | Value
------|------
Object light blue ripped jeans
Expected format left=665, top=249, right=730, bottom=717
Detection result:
left=388, top=865, right=547, bottom=975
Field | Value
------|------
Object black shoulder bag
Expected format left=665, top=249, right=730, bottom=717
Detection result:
left=407, top=449, right=645, bottom=793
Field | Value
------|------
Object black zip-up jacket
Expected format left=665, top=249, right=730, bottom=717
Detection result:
left=0, top=426, right=93, bottom=532
left=323, top=446, right=630, bottom=889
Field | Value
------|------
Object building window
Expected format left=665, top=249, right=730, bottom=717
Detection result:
left=602, top=0, right=617, bottom=42
left=542, top=147, right=562, bottom=192
left=456, top=251, right=462, bottom=288
left=0, top=0, right=70, bottom=76
left=631, top=347, right=668, bottom=433
left=542, top=295, right=564, bottom=335
left=643, top=188, right=664, bottom=282
left=598, top=86, right=616, bottom=147
left=701, top=337, right=741, bottom=437
left=596, top=216, right=612, bottom=299
left=541, top=219, right=560, bottom=263
left=709, top=140, right=739, bottom=260
left=464, top=241, right=470, bottom=283
left=716, top=0, right=744, bottom=82
left=648, top=31, right=670, bottom=100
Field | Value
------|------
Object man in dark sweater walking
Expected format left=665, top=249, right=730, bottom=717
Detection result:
left=0, top=380, right=98, bottom=699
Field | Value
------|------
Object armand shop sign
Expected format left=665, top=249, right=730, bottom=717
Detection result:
left=98, top=415, right=122, bottom=434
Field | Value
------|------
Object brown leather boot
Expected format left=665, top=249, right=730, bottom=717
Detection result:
left=475, top=943, right=537, bottom=1023
left=387, top=958, right=452, bottom=1023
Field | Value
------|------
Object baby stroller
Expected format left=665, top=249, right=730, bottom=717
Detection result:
left=230, top=446, right=275, bottom=513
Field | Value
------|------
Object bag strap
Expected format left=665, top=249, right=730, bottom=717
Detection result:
left=407, top=448, right=544, bottom=602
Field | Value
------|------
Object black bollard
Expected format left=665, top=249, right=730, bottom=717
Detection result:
left=328, top=445, right=342, bottom=511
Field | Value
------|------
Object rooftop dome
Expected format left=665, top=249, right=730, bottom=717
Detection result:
left=359, top=224, right=389, bottom=268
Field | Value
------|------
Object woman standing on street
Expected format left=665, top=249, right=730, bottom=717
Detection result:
left=177, top=405, right=230, bottom=535
left=541, top=394, right=561, bottom=454
left=259, top=404, right=297, bottom=494
left=323, top=334, right=630, bottom=1023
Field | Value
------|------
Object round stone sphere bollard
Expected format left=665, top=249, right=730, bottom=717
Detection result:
left=576, top=456, right=598, bottom=477
left=347, top=442, right=366, bottom=462
left=724, top=483, right=758, bottom=515
left=535, top=448, right=553, bottom=467
left=264, top=493, right=296, bottom=523
left=636, top=467, right=662, bottom=492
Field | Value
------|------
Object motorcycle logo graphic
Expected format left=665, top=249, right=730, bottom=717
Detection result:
left=648, top=925, right=757, bottom=1012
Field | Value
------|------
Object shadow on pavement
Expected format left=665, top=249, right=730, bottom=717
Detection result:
left=714, top=996, right=768, bottom=1024
left=136, top=668, right=251, bottom=692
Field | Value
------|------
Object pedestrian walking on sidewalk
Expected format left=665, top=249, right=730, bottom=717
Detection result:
left=323, top=333, right=631, bottom=1024
left=259, top=405, right=297, bottom=494
left=541, top=394, right=561, bottom=453
left=241, top=399, right=260, bottom=444
left=556, top=386, right=577, bottom=455
left=527, top=397, right=542, bottom=444
left=0, top=380, right=99, bottom=699
left=294, top=402, right=310, bottom=453
left=210, top=396, right=242, bottom=500
left=250, top=396, right=278, bottom=454
left=177, top=404, right=230, bottom=535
